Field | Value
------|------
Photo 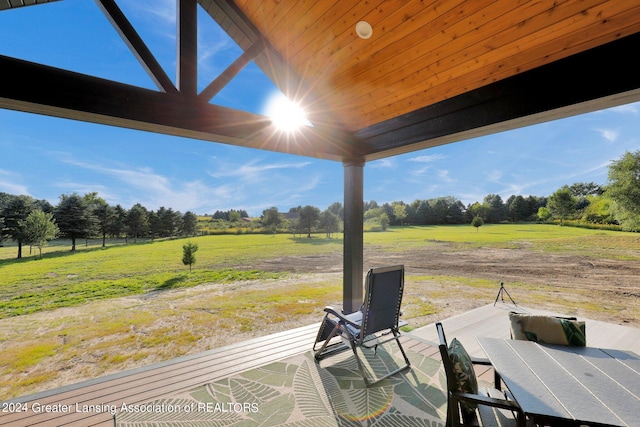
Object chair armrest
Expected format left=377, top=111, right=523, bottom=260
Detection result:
left=471, top=357, right=492, bottom=366
left=323, top=306, right=342, bottom=317
left=453, top=391, right=521, bottom=411
left=323, top=306, right=362, bottom=329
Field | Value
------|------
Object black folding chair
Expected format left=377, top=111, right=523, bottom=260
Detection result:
left=313, top=265, right=410, bottom=387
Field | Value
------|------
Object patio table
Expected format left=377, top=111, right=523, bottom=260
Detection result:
left=477, top=337, right=640, bottom=427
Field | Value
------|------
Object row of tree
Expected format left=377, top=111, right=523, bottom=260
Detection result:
left=4, top=151, right=640, bottom=258
left=0, top=184, right=618, bottom=259
left=0, top=192, right=198, bottom=258
left=260, top=205, right=341, bottom=238
left=254, top=151, right=640, bottom=233
left=251, top=194, right=543, bottom=238
left=537, top=152, right=640, bottom=231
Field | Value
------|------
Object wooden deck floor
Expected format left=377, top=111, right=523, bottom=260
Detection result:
left=1, top=323, right=324, bottom=427
left=411, top=303, right=640, bottom=357
left=1, top=323, right=457, bottom=427
left=3, top=304, right=637, bottom=427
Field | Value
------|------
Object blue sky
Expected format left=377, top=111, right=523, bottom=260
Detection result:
left=1, top=2, right=639, bottom=217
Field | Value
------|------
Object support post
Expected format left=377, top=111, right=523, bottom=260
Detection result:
left=343, top=159, right=364, bottom=314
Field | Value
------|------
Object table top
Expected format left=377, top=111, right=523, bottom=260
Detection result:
left=477, top=337, right=640, bottom=427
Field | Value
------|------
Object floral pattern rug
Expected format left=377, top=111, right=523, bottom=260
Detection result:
left=116, top=345, right=447, bottom=426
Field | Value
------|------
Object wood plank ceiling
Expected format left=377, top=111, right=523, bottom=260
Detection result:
left=202, top=0, right=640, bottom=160
left=262, top=0, right=638, bottom=129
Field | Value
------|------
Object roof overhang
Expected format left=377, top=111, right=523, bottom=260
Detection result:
left=0, top=1, right=639, bottom=163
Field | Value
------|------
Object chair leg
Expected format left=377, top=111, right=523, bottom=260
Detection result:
left=351, top=329, right=411, bottom=387
left=313, top=322, right=344, bottom=360
left=494, top=370, right=502, bottom=391
left=447, top=395, right=460, bottom=427
left=350, top=340, right=374, bottom=387
left=393, top=330, right=412, bottom=369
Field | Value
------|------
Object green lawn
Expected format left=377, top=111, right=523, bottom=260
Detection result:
left=367, top=223, right=640, bottom=260
left=0, top=234, right=343, bottom=318
left=2, top=224, right=639, bottom=319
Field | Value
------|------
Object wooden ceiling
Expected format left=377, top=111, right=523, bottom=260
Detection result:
left=203, top=0, right=640, bottom=160
left=229, top=0, right=640, bottom=132
left=1, top=1, right=640, bottom=163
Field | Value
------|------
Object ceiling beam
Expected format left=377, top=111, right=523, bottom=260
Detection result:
left=199, top=40, right=264, bottom=102
left=0, top=0, right=60, bottom=11
left=0, top=54, right=360, bottom=161
left=96, top=0, right=177, bottom=94
left=356, top=33, right=640, bottom=161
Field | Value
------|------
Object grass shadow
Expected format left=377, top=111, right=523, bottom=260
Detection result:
left=155, top=275, right=189, bottom=291
left=0, top=239, right=161, bottom=266
left=0, top=245, right=113, bottom=266
left=288, top=236, right=343, bottom=246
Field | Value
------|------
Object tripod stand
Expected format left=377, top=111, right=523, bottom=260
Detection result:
left=493, top=282, right=517, bottom=306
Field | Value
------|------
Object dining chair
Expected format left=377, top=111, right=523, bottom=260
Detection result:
left=437, top=322, right=529, bottom=427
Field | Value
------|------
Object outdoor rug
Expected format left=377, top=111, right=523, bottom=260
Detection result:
left=116, top=345, right=448, bottom=426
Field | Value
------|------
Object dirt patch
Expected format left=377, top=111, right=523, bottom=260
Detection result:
left=246, top=243, right=640, bottom=327
left=2, top=243, right=640, bottom=399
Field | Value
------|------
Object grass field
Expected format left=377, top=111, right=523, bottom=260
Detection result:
left=2, top=223, right=640, bottom=400
left=2, top=224, right=640, bottom=319
left=0, top=234, right=342, bottom=318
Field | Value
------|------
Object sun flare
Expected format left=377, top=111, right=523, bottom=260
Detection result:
left=265, top=93, right=309, bottom=133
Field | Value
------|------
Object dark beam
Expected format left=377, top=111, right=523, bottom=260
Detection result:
left=0, top=0, right=59, bottom=11
left=177, top=0, right=198, bottom=97
left=0, top=55, right=358, bottom=161
left=356, top=33, right=640, bottom=161
left=199, top=40, right=264, bottom=102
left=343, top=159, right=364, bottom=314
left=96, top=0, right=177, bottom=94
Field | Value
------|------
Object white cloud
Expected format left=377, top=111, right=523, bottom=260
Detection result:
left=562, top=160, right=611, bottom=181
left=203, top=158, right=325, bottom=214
left=409, top=154, right=446, bottom=163
left=498, top=182, right=530, bottom=197
left=596, top=128, right=619, bottom=143
left=295, top=175, right=320, bottom=193
left=209, top=159, right=310, bottom=182
left=55, top=156, right=227, bottom=212
left=0, top=169, right=29, bottom=195
left=437, top=169, right=454, bottom=183
left=0, top=182, right=30, bottom=197
left=125, top=0, right=176, bottom=25
left=370, top=158, right=396, bottom=169
left=486, top=170, right=502, bottom=182
left=409, top=165, right=431, bottom=177
left=53, top=181, right=117, bottom=201
left=198, top=29, right=235, bottom=65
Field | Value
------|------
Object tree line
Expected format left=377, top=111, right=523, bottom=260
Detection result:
left=543, top=151, right=640, bottom=232
left=256, top=151, right=640, bottom=234
left=0, top=192, right=198, bottom=259
left=3, top=150, right=640, bottom=258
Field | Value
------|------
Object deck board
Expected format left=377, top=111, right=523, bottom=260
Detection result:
left=4, top=305, right=639, bottom=426
left=1, top=323, right=321, bottom=427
